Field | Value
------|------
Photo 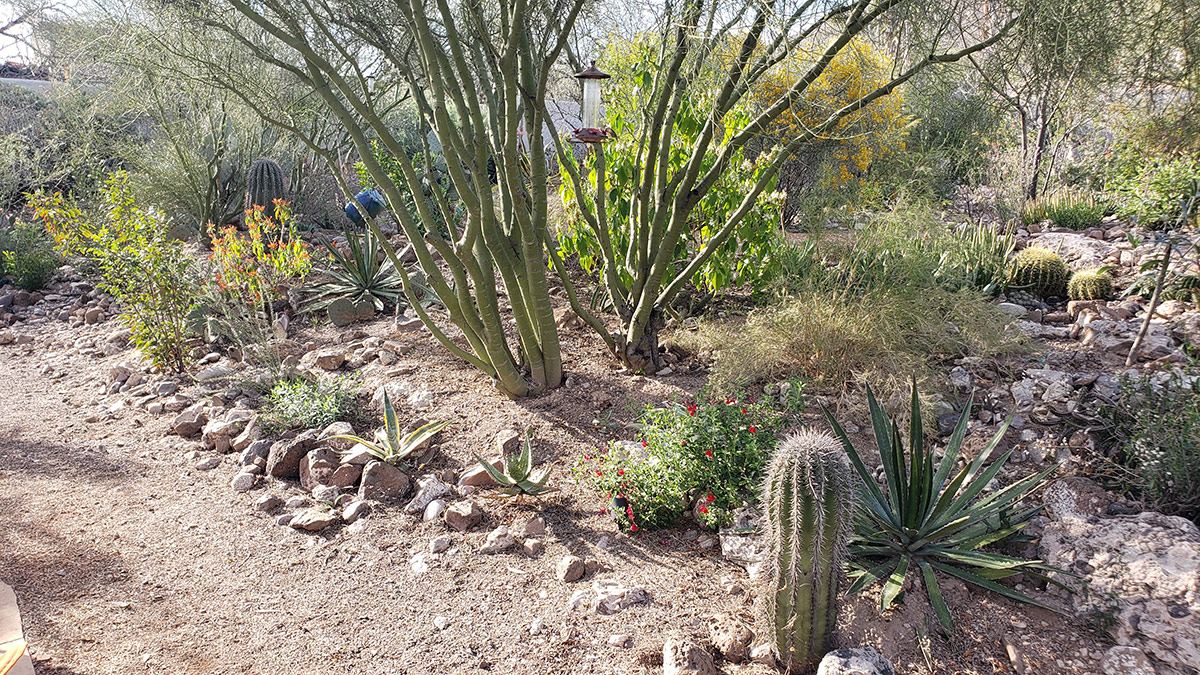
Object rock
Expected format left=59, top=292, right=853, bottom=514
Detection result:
left=997, top=302, right=1027, bottom=317
left=195, top=456, right=221, bottom=470
left=1040, top=511, right=1200, bottom=672
left=405, top=474, right=450, bottom=513
left=311, top=484, right=340, bottom=502
left=1100, top=646, right=1156, bottom=675
left=608, top=633, right=632, bottom=648
left=230, top=472, right=257, bottom=492
left=709, top=614, right=753, bottom=664
left=230, top=417, right=260, bottom=452
left=444, top=500, right=482, bottom=532
left=523, top=539, right=543, bottom=556
left=340, top=443, right=376, bottom=465
left=266, top=430, right=320, bottom=480
left=394, top=316, right=424, bottom=333
left=959, top=425, right=1016, bottom=463
left=458, top=457, right=504, bottom=487
left=815, top=647, right=896, bottom=675
left=201, top=419, right=241, bottom=453
left=358, top=461, right=411, bottom=502
left=327, top=464, right=362, bottom=489
left=430, top=534, right=452, bottom=554
left=1042, top=477, right=1114, bottom=520
left=520, top=516, right=546, bottom=538
left=195, top=364, right=234, bottom=382
left=299, top=447, right=339, bottom=491
left=557, top=555, right=586, bottom=582
left=254, top=494, right=282, bottom=512
left=593, top=579, right=649, bottom=614
left=84, top=306, right=104, bottom=324
left=289, top=508, right=339, bottom=532
left=1030, top=231, right=1117, bottom=269
left=240, top=439, right=272, bottom=468
left=948, top=366, right=972, bottom=391
left=275, top=513, right=294, bottom=526
left=318, top=421, right=357, bottom=451
left=171, top=406, right=208, bottom=437
left=304, top=348, right=346, bottom=371
left=480, top=525, right=515, bottom=554
left=423, top=499, right=447, bottom=522
left=662, top=637, right=716, bottom=675
left=342, top=500, right=370, bottom=523
left=749, top=643, right=775, bottom=667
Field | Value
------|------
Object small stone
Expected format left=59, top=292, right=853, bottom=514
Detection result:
left=275, top=513, right=294, bottom=526
left=289, top=508, right=339, bottom=532
left=171, top=406, right=208, bottom=437
left=750, top=643, right=775, bottom=667
left=523, top=539, right=544, bottom=556
left=195, top=456, right=220, bottom=470
left=557, top=555, right=586, bottom=582
left=311, top=484, right=340, bottom=502
left=480, top=526, right=515, bottom=554
left=230, top=472, right=257, bottom=492
left=405, top=474, right=450, bottom=513
left=433, top=616, right=449, bottom=631
left=607, top=634, right=632, bottom=648
left=521, top=516, right=546, bottom=538
left=593, top=579, right=649, bottom=614
left=423, top=499, right=447, bottom=522
left=284, top=496, right=307, bottom=509
left=255, top=494, right=282, bottom=512
left=444, top=500, right=482, bottom=532
left=342, top=500, right=370, bottom=524
left=816, top=647, right=896, bottom=675
left=266, top=430, right=319, bottom=479
left=358, top=461, right=411, bottom=502
left=529, top=618, right=545, bottom=635
left=430, top=534, right=452, bottom=554
left=709, top=614, right=753, bottom=664
left=663, top=637, right=716, bottom=675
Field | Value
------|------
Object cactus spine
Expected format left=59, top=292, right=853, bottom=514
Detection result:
left=1067, top=269, right=1114, bottom=301
left=1008, top=246, right=1070, bottom=298
left=247, top=158, right=286, bottom=210
left=763, top=430, right=857, bottom=672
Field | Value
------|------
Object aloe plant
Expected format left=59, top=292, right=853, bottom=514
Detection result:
left=823, top=381, right=1060, bottom=631
left=332, top=391, right=447, bottom=465
left=475, top=431, right=555, bottom=498
left=302, top=226, right=405, bottom=312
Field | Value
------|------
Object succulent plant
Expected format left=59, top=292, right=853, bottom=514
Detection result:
left=1164, top=274, right=1200, bottom=303
left=762, top=430, right=856, bottom=671
left=475, top=430, right=555, bottom=498
left=247, top=158, right=286, bottom=209
left=1067, top=269, right=1114, bottom=301
left=1008, top=246, right=1069, bottom=298
left=331, top=391, right=447, bottom=465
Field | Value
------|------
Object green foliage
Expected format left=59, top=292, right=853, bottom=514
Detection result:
left=247, top=157, right=286, bottom=209
left=762, top=430, right=856, bottom=670
left=576, top=396, right=787, bottom=530
left=1008, top=246, right=1070, bottom=298
left=260, top=376, right=355, bottom=434
left=1107, top=154, right=1200, bottom=227
left=1100, top=372, right=1200, bottom=521
left=825, top=384, right=1060, bottom=631
left=1021, top=191, right=1105, bottom=230
left=302, top=226, right=405, bottom=312
left=1163, top=274, right=1200, bottom=303
left=0, top=221, right=61, bottom=291
left=474, top=430, right=555, bottom=498
left=1067, top=269, right=1114, bottom=301
left=937, top=223, right=1017, bottom=296
left=29, top=172, right=199, bottom=371
left=331, top=391, right=448, bottom=466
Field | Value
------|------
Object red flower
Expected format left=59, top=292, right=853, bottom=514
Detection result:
left=595, top=470, right=603, bottom=477
left=698, top=505, right=708, bottom=514
left=630, top=524, right=639, bottom=532
left=705, top=450, right=713, bottom=457
left=583, top=455, right=590, bottom=461
left=706, top=493, right=715, bottom=503
left=749, top=425, right=757, bottom=433
left=741, top=408, right=747, bottom=414
left=642, top=440, right=648, bottom=448
left=617, top=468, right=625, bottom=476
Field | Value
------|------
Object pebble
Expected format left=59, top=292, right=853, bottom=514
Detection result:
left=430, top=534, right=452, bottom=554
left=195, top=456, right=220, bottom=470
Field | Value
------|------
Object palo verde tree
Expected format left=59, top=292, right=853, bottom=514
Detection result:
left=172, top=0, right=595, bottom=398
left=552, top=0, right=1027, bottom=372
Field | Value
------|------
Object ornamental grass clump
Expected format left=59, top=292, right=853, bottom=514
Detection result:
left=762, top=430, right=856, bottom=671
left=824, top=382, right=1061, bottom=631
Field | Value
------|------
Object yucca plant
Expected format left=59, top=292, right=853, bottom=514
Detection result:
left=475, top=430, right=555, bottom=498
left=331, top=391, right=447, bottom=465
left=303, top=226, right=405, bottom=312
left=823, top=381, right=1060, bottom=631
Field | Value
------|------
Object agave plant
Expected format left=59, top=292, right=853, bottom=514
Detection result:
left=823, top=382, right=1060, bottom=631
left=332, top=391, right=447, bottom=465
left=474, top=431, right=555, bottom=498
left=303, top=226, right=405, bottom=312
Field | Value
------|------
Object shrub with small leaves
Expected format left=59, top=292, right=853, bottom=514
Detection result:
left=260, top=376, right=355, bottom=434
left=1008, top=246, right=1069, bottom=298
left=0, top=220, right=60, bottom=291
left=1068, top=269, right=1114, bottom=301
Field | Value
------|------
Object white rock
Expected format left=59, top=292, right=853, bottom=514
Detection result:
left=429, top=534, right=452, bottom=554
left=230, top=472, right=256, bottom=492
left=423, top=498, right=447, bottom=522
left=480, top=526, right=514, bottom=554
left=195, top=456, right=221, bottom=470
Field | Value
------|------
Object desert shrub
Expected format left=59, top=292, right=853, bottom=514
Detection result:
left=1106, top=154, right=1200, bottom=227
left=1101, top=372, right=1200, bottom=521
left=260, top=376, right=355, bottom=434
left=1021, top=191, right=1106, bottom=230
left=575, top=395, right=790, bottom=531
left=0, top=220, right=61, bottom=291
left=29, top=172, right=199, bottom=371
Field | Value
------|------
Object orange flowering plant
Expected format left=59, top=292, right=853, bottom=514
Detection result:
left=208, top=200, right=311, bottom=307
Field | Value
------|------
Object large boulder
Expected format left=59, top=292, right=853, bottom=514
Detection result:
left=1029, top=232, right=1117, bottom=269
left=265, top=430, right=320, bottom=480
left=1039, top=511, right=1200, bottom=672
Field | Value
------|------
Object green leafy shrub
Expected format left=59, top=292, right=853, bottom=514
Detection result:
left=1067, top=269, right=1114, bottom=301
left=329, top=390, right=447, bottom=465
left=1107, top=154, right=1200, bottom=227
left=30, top=172, right=199, bottom=370
left=1007, top=246, right=1070, bottom=298
left=576, top=396, right=787, bottom=531
left=0, top=220, right=60, bottom=291
left=826, top=384, right=1060, bottom=631
left=762, top=430, right=856, bottom=671
left=1100, top=372, right=1200, bottom=521
left=1021, top=191, right=1105, bottom=230
left=260, top=376, right=355, bottom=434
left=303, top=226, right=405, bottom=312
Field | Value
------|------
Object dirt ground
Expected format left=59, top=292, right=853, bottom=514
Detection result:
left=0, top=307, right=1114, bottom=674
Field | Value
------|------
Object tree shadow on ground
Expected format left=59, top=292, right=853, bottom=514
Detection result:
left=0, top=428, right=135, bottom=483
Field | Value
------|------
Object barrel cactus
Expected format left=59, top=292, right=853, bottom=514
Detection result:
left=247, top=158, right=287, bottom=210
left=1008, top=246, right=1069, bottom=298
left=1067, top=269, right=1114, bottom=301
left=763, top=430, right=857, bottom=672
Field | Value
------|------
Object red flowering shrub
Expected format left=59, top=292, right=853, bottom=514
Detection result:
left=574, top=394, right=791, bottom=530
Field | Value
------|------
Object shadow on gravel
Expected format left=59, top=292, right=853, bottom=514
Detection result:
left=0, top=429, right=134, bottom=482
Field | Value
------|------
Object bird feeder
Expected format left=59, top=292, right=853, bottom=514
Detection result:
left=573, top=61, right=611, bottom=143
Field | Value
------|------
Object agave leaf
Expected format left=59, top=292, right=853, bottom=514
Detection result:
left=929, top=560, right=1063, bottom=613
left=880, top=555, right=910, bottom=611
left=399, top=420, right=448, bottom=459
left=823, top=404, right=898, bottom=528
left=382, top=391, right=401, bottom=450
left=474, top=453, right=517, bottom=487
left=846, top=559, right=895, bottom=596
left=907, top=379, right=927, bottom=524
left=866, top=387, right=903, bottom=514
left=919, top=561, right=955, bottom=632
left=924, top=394, right=973, bottom=526
left=509, top=433, right=533, bottom=480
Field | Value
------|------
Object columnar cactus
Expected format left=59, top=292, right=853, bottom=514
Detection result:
left=1067, top=269, right=1114, bottom=301
left=247, top=158, right=286, bottom=210
left=1008, top=246, right=1070, bottom=298
left=763, top=430, right=857, bottom=672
